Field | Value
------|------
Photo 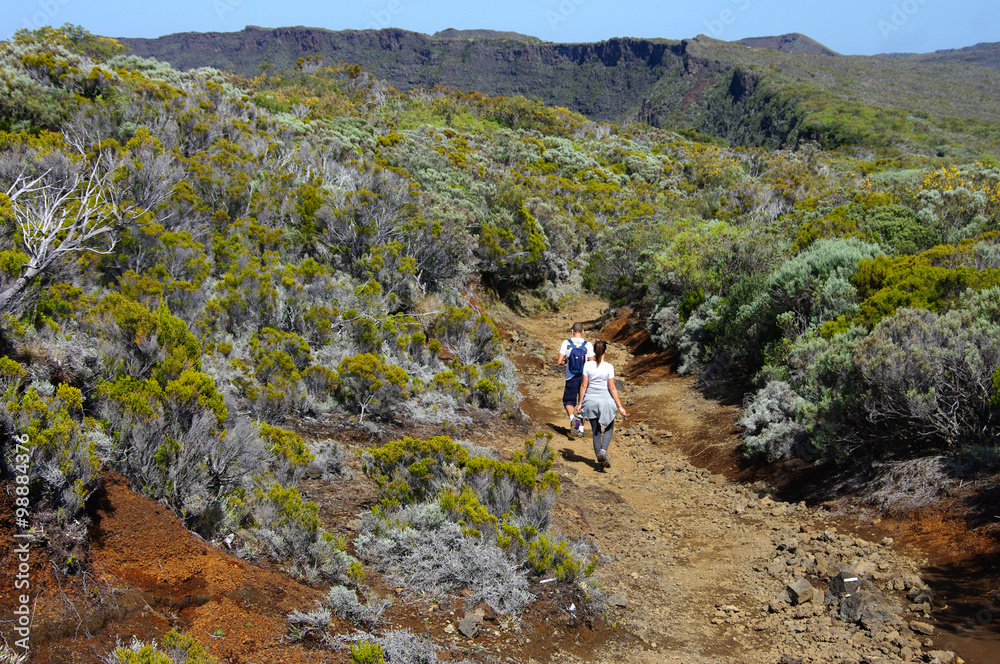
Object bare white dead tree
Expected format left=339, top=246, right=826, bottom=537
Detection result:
left=0, top=156, right=151, bottom=314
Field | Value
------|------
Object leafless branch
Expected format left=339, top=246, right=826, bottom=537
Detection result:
left=0, top=154, right=161, bottom=313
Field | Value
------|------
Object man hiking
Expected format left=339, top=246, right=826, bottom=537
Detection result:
left=557, top=322, right=594, bottom=437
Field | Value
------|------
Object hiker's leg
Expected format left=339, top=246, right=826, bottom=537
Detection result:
left=600, top=421, right=615, bottom=457
left=590, top=418, right=603, bottom=458
left=562, top=376, right=582, bottom=428
left=564, top=403, right=575, bottom=425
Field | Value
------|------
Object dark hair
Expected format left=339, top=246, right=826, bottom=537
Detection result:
left=593, top=340, right=607, bottom=364
left=571, top=322, right=584, bottom=334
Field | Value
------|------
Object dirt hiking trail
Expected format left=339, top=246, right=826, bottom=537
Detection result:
left=506, top=297, right=969, bottom=664
left=7, top=297, right=994, bottom=664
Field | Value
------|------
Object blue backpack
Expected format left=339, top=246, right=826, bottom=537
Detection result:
left=566, top=340, right=587, bottom=376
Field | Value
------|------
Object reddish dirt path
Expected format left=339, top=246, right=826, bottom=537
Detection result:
left=509, top=297, right=820, bottom=663
left=504, top=297, right=998, bottom=664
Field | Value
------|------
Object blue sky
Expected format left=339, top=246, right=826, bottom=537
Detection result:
left=2, top=0, right=996, bottom=56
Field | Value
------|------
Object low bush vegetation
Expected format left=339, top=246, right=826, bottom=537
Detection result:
left=2, top=23, right=999, bottom=612
left=104, top=630, right=216, bottom=664
left=357, top=435, right=594, bottom=616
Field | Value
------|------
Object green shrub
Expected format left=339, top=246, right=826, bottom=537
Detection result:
left=350, top=641, right=385, bottom=664
left=864, top=204, right=937, bottom=255
left=254, top=483, right=320, bottom=535
left=429, top=306, right=501, bottom=365
left=726, top=238, right=883, bottom=371
left=97, top=373, right=267, bottom=536
left=258, top=422, right=313, bottom=468
left=105, top=630, right=216, bottom=664
left=363, top=435, right=469, bottom=508
left=337, top=353, right=409, bottom=421
left=582, top=219, right=665, bottom=305
left=743, top=292, right=1000, bottom=460
left=3, top=370, right=101, bottom=542
left=163, top=370, right=228, bottom=430
left=960, top=444, right=1000, bottom=473
left=852, top=244, right=1000, bottom=325
left=511, top=435, right=556, bottom=473
left=857, top=306, right=1000, bottom=449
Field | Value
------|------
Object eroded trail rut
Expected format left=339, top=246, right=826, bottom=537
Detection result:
left=506, top=298, right=943, bottom=664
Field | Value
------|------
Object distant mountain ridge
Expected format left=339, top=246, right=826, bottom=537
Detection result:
left=118, top=26, right=1000, bottom=151
left=433, top=28, right=540, bottom=41
left=735, top=32, right=838, bottom=56
left=877, top=41, right=1000, bottom=70
left=120, top=26, right=687, bottom=124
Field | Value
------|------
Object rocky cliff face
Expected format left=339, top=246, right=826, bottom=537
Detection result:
left=120, top=26, right=1000, bottom=150
left=120, top=27, right=817, bottom=142
left=121, top=27, right=700, bottom=125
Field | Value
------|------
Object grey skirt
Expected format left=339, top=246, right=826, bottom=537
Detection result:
left=580, top=390, right=617, bottom=429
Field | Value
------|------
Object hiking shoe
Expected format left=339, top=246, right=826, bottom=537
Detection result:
left=576, top=425, right=585, bottom=438
left=597, top=451, right=610, bottom=468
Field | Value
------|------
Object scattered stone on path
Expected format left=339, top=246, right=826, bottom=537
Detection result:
left=827, top=570, right=861, bottom=599
left=608, top=593, right=628, bottom=608
left=778, top=538, right=798, bottom=552
left=769, top=598, right=788, bottom=613
left=458, top=608, right=484, bottom=638
left=839, top=586, right=899, bottom=630
left=901, top=572, right=924, bottom=591
left=787, top=578, right=816, bottom=605
left=909, top=585, right=934, bottom=605
left=909, top=620, right=935, bottom=635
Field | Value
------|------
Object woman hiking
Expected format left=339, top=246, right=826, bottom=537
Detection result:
left=575, top=340, right=628, bottom=469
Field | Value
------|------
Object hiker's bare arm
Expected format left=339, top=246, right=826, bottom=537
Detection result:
left=556, top=353, right=566, bottom=365
left=576, top=375, right=589, bottom=412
